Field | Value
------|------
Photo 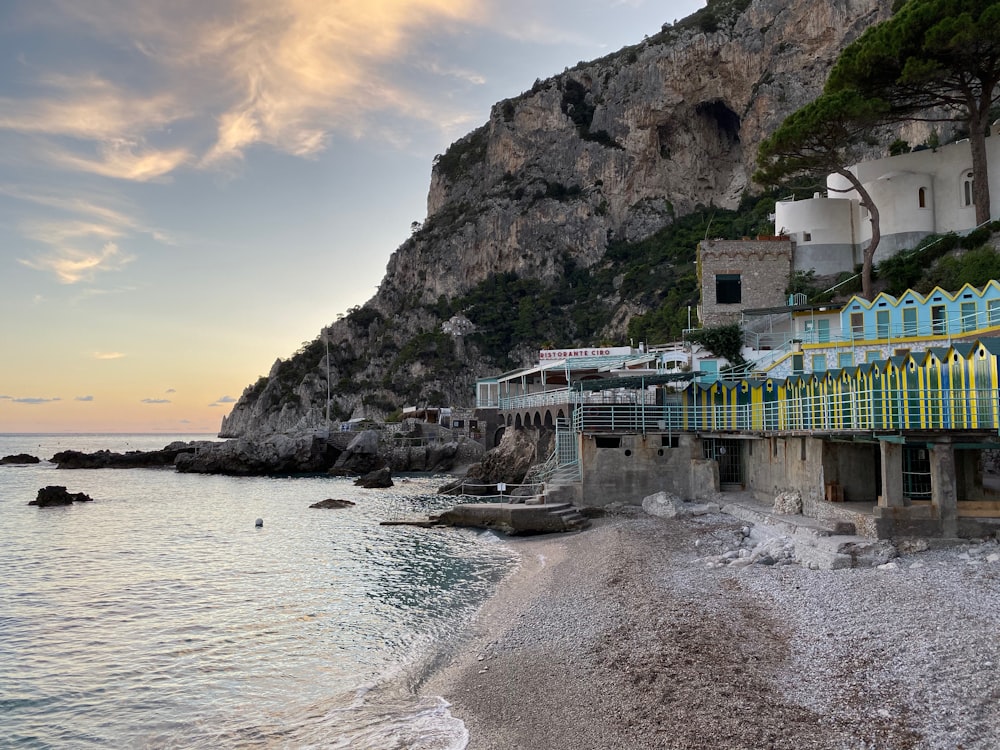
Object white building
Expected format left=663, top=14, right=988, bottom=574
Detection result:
left=775, top=125, right=1000, bottom=275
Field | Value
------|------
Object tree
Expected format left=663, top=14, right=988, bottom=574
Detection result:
left=828, top=0, right=1000, bottom=225
left=755, top=89, right=889, bottom=299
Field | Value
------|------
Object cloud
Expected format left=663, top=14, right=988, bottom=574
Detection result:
left=11, top=397, right=62, bottom=404
left=26, top=0, right=482, bottom=169
left=2, top=185, right=161, bottom=285
left=19, top=240, right=135, bottom=284
left=75, top=395, right=95, bottom=401
left=0, top=395, right=10, bottom=400
left=48, top=140, right=191, bottom=182
left=93, top=351, right=126, bottom=360
left=141, top=398, right=171, bottom=404
left=216, top=395, right=236, bottom=403
left=166, top=388, right=176, bottom=393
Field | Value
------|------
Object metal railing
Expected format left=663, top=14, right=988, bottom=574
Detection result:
left=575, top=387, right=1000, bottom=434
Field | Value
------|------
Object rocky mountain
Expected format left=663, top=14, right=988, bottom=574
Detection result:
left=220, top=0, right=893, bottom=439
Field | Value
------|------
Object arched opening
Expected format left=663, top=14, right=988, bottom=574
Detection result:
left=493, top=426, right=506, bottom=446
left=515, top=414, right=523, bottom=429
left=918, top=186, right=927, bottom=208
left=543, top=410, right=554, bottom=427
left=532, top=412, right=542, bottom=428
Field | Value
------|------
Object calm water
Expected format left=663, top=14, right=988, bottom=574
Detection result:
left=0, top=434, right=517, bottom=749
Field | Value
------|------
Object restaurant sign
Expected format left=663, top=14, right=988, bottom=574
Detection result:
left=538, top=346, right=632, bottom=361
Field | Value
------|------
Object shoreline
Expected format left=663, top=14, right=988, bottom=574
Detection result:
left=421, top=509, right=1000, bottom=749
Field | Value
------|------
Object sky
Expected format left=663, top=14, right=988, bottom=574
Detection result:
left=0, top=0, right=705, bottom=435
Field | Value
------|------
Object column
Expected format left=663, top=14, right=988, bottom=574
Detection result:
left=879, top=440, right=905, bottom=507
left=929, top=439, right=958, bottom=538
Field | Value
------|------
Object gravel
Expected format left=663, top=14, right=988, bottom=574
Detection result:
left=425, top=508, right=1000, bottom=750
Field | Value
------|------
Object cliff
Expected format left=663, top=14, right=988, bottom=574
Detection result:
left=221, top=0, right=893, bottom=439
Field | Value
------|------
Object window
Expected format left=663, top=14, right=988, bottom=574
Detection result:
left=838, top=352, right=854, bottom=368
left=902, top=306, right=918, bottom=337
left=931, top=305, right=947, bottom=335
left=963, top=171, right=974, bottom=207
left=866, top=350, right=881, bottom=363
left=988, top=299, right=1000, bottom=326
left=811, top=354, right=827, bottom=373
left=918, top=187, right=927, bottom=208
left=961, top=301, right=977, bottom=332
left=850, top=312, right=864, bottom=338
left=876, top=310, right=890, bottom=339
left=791, top=353, right=804, bottom=375
left=716, top=274, right=741, bottom=304
left=803, top=232, right=812, bottom=242
left=595, top=436, right=621, bottom=449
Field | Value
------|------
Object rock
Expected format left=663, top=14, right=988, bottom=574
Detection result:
left=773, top=490, right=803, bottom=515
left=641, top=491, right=687, bottom=518
left=439, top=428, right=543, bottom=496
left=988, top=553, right=1000, bottom=564
left=330, top=430, right=385, bottom=476
left=1, top=453, right=40, bottom=464
left=877, top=561, right=900, bottom=570
left=355, top=467, right=393, bottom=488
left=52, top=443, right=204, bottom=469
left=175, top=434, right=338, bottom=476
left=310, top=498, right=357, bottom=509
left=29, top=486, right=94, bottom=507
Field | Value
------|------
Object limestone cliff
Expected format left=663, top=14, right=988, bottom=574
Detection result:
left=221, top=0, right=893, bottom=439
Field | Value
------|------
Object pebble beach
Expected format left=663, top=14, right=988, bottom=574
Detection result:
left=425, top=507, right=1000, bottom=750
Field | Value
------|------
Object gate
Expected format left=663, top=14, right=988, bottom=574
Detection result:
left=703, top=438, right=744, bottom=489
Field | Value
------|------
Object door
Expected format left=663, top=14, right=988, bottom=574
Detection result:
left=703, top=438, right=744, bottom=490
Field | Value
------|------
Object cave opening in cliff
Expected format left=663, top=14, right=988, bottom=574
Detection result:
left=696, top=100, right=741, bottom=144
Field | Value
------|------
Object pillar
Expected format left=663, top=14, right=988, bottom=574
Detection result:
left=929, top=440, right=958, bottom=538
left=879, top=440, right=905, bottom=507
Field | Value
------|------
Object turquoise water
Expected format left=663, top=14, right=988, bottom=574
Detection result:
left=0, top=434, right=517, bottom=748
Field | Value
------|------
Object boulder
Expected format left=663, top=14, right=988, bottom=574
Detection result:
left=642, top=491, right=687, bottom=518
left=1, top=453, right=40, bottom=464
left=330, top=429, right=385, bottom=476
left=773, top=490, right=803, bottom=515
left=355, top=467, right=393, bottom=488
left=310, top=498, right=357, bottom=509
left=30, top=486, right=94, bottom=507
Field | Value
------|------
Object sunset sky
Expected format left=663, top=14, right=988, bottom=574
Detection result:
left=0, top=0, right=705, bottom=434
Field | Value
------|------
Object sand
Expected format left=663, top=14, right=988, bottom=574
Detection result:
left=423, top=508, right=1000, bottom=750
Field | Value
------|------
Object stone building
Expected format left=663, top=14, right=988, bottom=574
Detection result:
left=697, top=237, right=792, bottom=327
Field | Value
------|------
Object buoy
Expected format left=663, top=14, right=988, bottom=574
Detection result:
left=255, top=518, right=263, bottom=528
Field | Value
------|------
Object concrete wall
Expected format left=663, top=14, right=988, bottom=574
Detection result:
left=744, top=436, right=826, bottom=503
left=579, top=433, right=704, bottom=506
left=698, top=239, right=792, bottom=328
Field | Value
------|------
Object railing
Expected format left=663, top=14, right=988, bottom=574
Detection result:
left=446, top=480, right=545, bottom=502
left=499, top=388, right=657, bottom=412
left=575, top=387, right=1000, bottom=434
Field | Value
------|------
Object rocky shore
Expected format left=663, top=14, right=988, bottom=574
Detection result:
left=425, top=507, right=1000, bottom=749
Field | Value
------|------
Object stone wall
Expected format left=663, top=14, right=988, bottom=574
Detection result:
left=698, top=239, right=793, bottom=327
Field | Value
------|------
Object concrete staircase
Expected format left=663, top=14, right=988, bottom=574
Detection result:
left=721, top=501, right=897, bottom=570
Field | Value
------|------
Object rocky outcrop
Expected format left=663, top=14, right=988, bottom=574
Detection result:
left=220, top=0, right=895, bottom=440
left=174, top=434, right=338, bottom=476
left=1, top=453, right=40, bottom=464
left=30, top=486, right=94, bottom=506
left=439, top=428, right=548, bottom=495
left=330, top=430, right=384, bottom=476
left=50, top=442, right=203, bottom=469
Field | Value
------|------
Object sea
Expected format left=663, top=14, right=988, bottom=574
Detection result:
left=0, top=433, right=519, bottom=749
